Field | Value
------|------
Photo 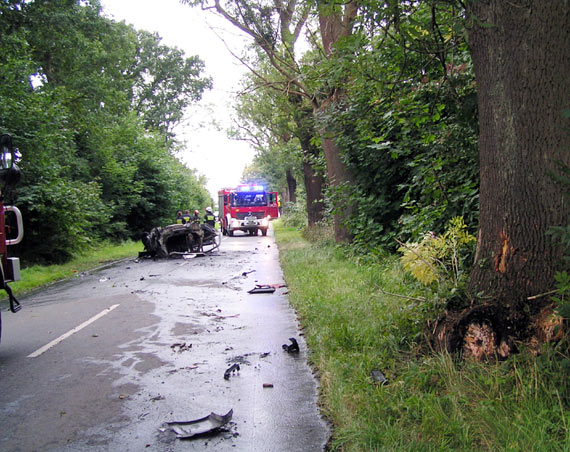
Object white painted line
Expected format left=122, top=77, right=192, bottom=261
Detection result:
left=27, top=304, right=120, bottom=358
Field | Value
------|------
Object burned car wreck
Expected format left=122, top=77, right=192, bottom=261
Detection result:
left=140, top=221, right=220, bottom=259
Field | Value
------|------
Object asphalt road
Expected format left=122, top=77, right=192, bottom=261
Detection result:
left=0, top=228, right=329, bottom=451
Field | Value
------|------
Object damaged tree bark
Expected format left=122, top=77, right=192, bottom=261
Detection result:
left=434, top=1, right=570, bottom=359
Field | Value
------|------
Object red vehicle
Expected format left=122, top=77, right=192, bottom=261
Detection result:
left=0, top=134, right=24, bottom=343
left=218, top=184, right=279, bottom=236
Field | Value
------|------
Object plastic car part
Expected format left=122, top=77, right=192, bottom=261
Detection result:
left=282, top=337, right=300, bottom=353
left=247, top=285, right=276, bottom=294
left=223, top=363, right=240, bottom=380
left=167, top=409, right=233, bottom=439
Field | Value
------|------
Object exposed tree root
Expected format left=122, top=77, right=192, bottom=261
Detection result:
left=432, top=302, right=565, bottom=361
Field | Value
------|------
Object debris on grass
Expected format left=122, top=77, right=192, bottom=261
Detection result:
left=370, top=370, right=388, bottom=386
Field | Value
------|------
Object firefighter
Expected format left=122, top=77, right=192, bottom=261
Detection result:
left=192, top=209, right=200, bottom=222
left=182, top=210, right=191, bottom=224
left=204, top=207, right=215, bottom=227
left=175, top=211, right=184, bottom=224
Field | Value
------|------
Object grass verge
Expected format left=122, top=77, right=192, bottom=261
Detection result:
left=274, top=221, right=570, bottom=452
left=8, top=240, right=142, bottom=295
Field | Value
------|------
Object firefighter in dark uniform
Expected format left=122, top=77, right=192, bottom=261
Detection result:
left=182, top=210, right=192, bottom=224
left=204, top=207, right=216, bottom=227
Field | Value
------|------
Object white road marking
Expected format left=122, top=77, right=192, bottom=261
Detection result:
left=27, top=304, right=120, bottom=358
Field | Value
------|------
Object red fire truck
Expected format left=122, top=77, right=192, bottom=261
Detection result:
left=0, top=134, right=24, bottom=343
left=218, top=184, right=279, bottom=237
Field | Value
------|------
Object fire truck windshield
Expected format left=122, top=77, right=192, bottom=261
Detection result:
left=232, top=192, right=266, bottom=207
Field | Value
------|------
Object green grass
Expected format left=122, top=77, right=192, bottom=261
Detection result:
left=274, top=221, right=570, bottom=452
left=8, top=240, right=143, bottom=295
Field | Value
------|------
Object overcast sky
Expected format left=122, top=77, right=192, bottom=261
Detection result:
left=99, top=0, right=255, bottom=200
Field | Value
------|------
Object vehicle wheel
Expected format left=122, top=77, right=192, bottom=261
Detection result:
left=262, top=228, right=267, bottom=236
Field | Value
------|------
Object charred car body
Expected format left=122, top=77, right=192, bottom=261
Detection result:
left=140, top=220, right=219, bottom=259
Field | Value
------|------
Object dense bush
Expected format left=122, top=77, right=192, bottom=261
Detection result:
left=0, top=1, right=212, bottom=264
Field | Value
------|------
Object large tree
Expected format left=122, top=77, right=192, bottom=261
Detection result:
left=314, top=0, right=359, bottom=241
left=0, top=0, right=213, bottom=263
left=232, top=76, right=304, bottom=202
left=184, top=0, right=359, bottom=227
left=130, top=30, right=212, bottom=141
left=437, top=1, right=570, bottom=355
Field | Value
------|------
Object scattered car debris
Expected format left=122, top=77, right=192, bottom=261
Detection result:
left=167, top=365, right=199, bottom=375
left=242, top=270, right=256, bottom=277
left=248, top=285, right=276, bottom=294
left=224, top=363, right=240, bottom=380
left=170, top=342, right=192, bottom=353
left=260, top=352, right=271, bottom=358
left=370, top=370, right=388, bottom=386
left=166, top=409, right=233, bottom=439
left=215, top=313, right=240, bottom=320
left=262, top=383, right=274, bottom=388
left=151, top=395, right=166, bottom=402
left=182, top=252, right=206, bottom=259
left=227, top=354, right=253, bottom=365
left=282, top=338, right=300, bottom=353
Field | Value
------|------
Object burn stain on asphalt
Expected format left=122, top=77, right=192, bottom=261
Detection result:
left=171, top=321, right=207, bottom=336
left=133, top=353, right=168, bottom=373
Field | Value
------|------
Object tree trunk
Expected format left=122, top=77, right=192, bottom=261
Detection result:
left=318, top=115, right=354, bottom=241
left=316, top=0, right=358, bottom=242
left=298, top=130, right=325, bottom=225
left=285, top=168, right=297, bottom=204
left=445, top=1, right=570, bottom=356
left=291, top=95, right=325, bottom=225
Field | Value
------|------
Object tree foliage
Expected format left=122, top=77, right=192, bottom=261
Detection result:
left=0, top=0, right=212, bottom=264
left=201, top=0, right=569, bottom=352
left=130, top=30, right=212, bottom=140
left=222, top=1, right=479, bottom=249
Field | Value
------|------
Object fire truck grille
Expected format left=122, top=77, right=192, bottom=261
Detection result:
left=235, top=212, right=264, bottom=220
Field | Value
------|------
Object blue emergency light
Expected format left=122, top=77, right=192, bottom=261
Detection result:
left=238, top=184, right=264, bottom=192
